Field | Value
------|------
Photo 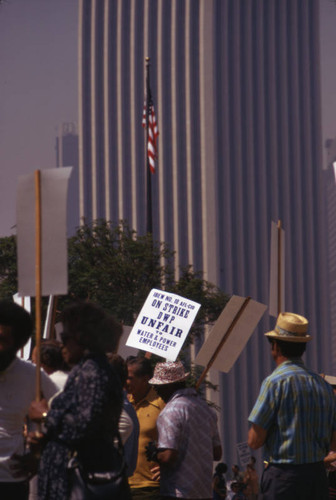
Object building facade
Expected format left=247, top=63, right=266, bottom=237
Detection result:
left=325, top=138, right=336, bottom=373
left=78, top=0, right=330, bottom=468
left=56, top=122, right=80, bottom=236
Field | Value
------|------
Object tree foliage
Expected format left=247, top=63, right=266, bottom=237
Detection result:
left=65, top=220, right=175, bottom=324
left=0, top=220, right=230, bottom=345
left=0, top=235, right=17, bottom=299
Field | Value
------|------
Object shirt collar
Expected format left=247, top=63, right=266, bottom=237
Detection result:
left=167, top=387, right=197, bottom=403
left=274, top=358, right=304, bottom=371
left=129, top=386, right=162, bottom=409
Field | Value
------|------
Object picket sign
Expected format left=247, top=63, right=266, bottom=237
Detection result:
left=17, top=167, right=72, bottom=400
left=126, top=288, right=201, bottom=361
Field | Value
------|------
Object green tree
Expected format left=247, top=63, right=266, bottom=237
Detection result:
left=0, top=235, right=17, bottom=299
left=65, top=219, right=175, bottom=324
left=65, top=220, right=230, bottom=337
left=0, top=220, right=230, bottom=346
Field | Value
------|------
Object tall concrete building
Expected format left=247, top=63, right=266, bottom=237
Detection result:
left=325, top=138, right=336, bottom=373
left=78, top=0, right=330, bottom=467
left=56, top=122, right=80, bottom=236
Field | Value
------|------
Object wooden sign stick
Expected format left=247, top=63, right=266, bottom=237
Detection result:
left=20, top=295, right=25, bottom=358
left=195, top=296, right=251, bottom=390
left=35, top=170, right=42, bottom=401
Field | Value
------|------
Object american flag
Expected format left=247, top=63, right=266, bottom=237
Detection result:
left=142, top=90, right=159, bottom=174
left=142, top=98, right=147, bottom=128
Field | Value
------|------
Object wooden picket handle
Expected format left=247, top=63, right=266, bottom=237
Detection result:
left=35, top=170, right=42, bottom=401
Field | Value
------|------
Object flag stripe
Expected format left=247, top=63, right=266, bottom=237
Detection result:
left=142, top=97, right=147, bottom=128
left=143, top=87, right=159, bottom=173
left=147, top=104, right=158, bottom=173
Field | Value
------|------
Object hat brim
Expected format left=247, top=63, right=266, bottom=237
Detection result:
left=265, top=331, right=311, bottom=343
left=148, top=372, right=190, bottom=385
left=324, top=375, right=336, bottom=386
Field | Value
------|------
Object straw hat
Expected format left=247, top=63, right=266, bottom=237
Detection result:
left=324, top=375, right=336, bottom=387
left=148, top=361, right=190, bottom=385
left=265, top=312, right=310, bottom=343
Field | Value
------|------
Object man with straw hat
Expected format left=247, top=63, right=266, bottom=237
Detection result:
left=248, top=312, right=336, bottom=499
left=146, top=360, right=222, bottom=500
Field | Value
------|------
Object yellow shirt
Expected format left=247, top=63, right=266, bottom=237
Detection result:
left=128, top=387, right=165, bottom=489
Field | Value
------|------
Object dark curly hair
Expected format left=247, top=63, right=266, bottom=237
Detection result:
left=107, top=353, right=128, bottom=386
left=40, top=339, right=68, bottom=371
left=126, top=355, right=154, bottom=378
left=0, top=301, right=33, bottom=350
left=60, top=301, right=123, bottom=353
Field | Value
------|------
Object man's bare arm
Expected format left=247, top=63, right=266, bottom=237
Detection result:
left=157, top=449, right=179, bottom=466
left=248, top=423, right=267, bottom=449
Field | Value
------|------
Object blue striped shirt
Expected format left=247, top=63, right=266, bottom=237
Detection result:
left=248, top=359, right=336, bottom=464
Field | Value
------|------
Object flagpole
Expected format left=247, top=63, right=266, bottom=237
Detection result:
left=145, top=57, right=153, bottom=235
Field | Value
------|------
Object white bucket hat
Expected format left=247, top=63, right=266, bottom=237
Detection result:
left=148, top=361, right=190, bottom=385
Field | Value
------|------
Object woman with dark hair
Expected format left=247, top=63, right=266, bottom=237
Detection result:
left=212, top=462, right=227, bottom=499
left=27, top=301, right=126, bottom=500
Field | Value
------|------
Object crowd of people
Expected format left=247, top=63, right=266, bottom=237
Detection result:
left=0, top=300, right=336, bottom=499
left=212, top=461, right=259, bottom=500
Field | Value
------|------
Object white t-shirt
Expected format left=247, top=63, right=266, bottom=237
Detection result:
left=118, top=408, right=134, bottom=445
left=0, top=357, right=58, bottom=482
left=49, top=370, right=68, bottom=391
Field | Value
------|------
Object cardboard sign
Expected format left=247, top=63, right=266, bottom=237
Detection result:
left=118, top=325, right=139, bottom=359
left=17, top=167, right=72, bottom=296
left=126, top=289, right=201, bottom=361
left=195, top=295, right=267, bottom=373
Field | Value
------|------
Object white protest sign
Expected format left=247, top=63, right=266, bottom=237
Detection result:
left=17, top=167, right=72, bottom=297
left=236, top=441, right=251, bottom=468
left=126, top=289, right=201, bottom=361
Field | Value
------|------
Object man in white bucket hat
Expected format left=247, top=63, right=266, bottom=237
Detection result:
left=248, top=312, right=336, bottom=499
left=146, top=361, right=222, bottom=500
